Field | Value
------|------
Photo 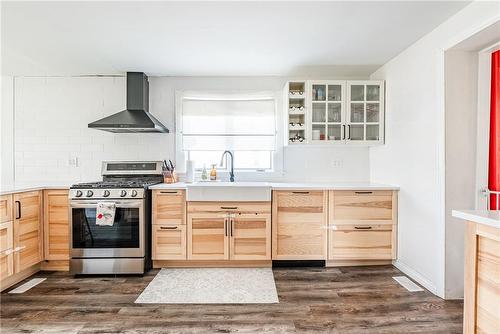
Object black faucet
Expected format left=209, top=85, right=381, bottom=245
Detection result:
left=220, top=150, right=235, bottom=182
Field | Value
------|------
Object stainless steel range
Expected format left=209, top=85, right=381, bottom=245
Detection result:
left=69, top=161, right=163, bottom=275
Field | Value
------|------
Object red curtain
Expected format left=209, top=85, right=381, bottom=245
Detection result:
left=489, top=50, right=500, bottom=209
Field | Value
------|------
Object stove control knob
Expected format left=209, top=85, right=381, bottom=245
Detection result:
left=120, top=190, right=127, bottom=197
left=75, top=190, right=83, bottom=198
left=103, top=190, right=110, bottom=197
left=131, top=190, right=138, bottom=197
left=86, top=190, right=93, bottom=197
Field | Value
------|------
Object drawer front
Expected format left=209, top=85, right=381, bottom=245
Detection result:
left=153, top=190, right=186, bottom=225
left=153, top=225, right=186, bottom=260
left=329, top=224, right=393, bottom=260
left=187, top=202, right=271, bottom=215
left=0, top=195, right=13, bottom=224
left=330, top=190, right=394, bottom=222
left=272, top=191, right=327, bottom=260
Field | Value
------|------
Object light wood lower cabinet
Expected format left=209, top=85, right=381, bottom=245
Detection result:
left=43, top=190, right=70, bottom=261
left=328, top=190, right=397, bottom=263
left=187, top=202, right=271, bottom=261
left=0, top=221, right=14, bottom=279
left=272, top=191, right=328, bottom=260
left=13, top=191, right=43, bottom=273
left=464, top=221, right=500, bottom=334
left=152, top=190, right=186, bottom=225
left=153, top=225, right=186, bottom=260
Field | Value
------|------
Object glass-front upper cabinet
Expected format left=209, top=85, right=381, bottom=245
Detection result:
left=310, top=81, right=345, bottom=143
left=347, top=81, right=384, bottom=143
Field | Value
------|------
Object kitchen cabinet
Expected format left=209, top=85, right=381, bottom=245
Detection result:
left=284, top=80, right=384, bottom=146
left=463, top=220, right=500, bottom=334
left=328, top=190, right=397, bottom=262
left=13, top=191, right=43, bottom=273
left=0, top=221, right=14, bottom=280
left=153, top=224, right=187, bottom=260
left=152, top=190, right=187, bottom=260
left=43, top=190, right=70, bottom=261
left=187, top=202, right=271, bottom=261
left=272, top=191, right=328, bottom=260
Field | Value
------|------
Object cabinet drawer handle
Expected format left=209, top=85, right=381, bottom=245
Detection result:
left=0, top=248, right=14, bottom=256
left=221, top=206, right=238, bottom=210
left=160, top=226, right=178, bottom=230
left=15, top=200, right=21, bottom=219
left=160, top=191, right=178, bottom=194
left=354, top=226, right=372, bottom=230
left=292, top=191, right=309, bottom=194
left=14, top=246, right=26, bottom=252
left=354, top=191, right=373, bottom=195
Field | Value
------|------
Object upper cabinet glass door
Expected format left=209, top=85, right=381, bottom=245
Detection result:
left=311, top=82, right=344, bottom=142
left=347, top=82, right=383, bottom=143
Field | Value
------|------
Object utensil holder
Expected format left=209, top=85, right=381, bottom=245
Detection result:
left=163, top=171, right=178, bottom=184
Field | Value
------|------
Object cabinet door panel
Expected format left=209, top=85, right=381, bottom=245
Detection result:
left=14, top=191, right=42, bottom=273
left=0, top=221, right=14, bottom=280
left=153, top=190, right=185, bottom=225
left=153, top=225, right=186, bottom=260
left=44, top=190, right=70, bottom=260
left=230, top=214, right=271, bottom=260
left=272, top=191, right=327, bottom=260
left=329, top=225, right=393, bottom=260
left=0, top=195, right=13, bottom=224
left=188, top=214, right=228, bottom=260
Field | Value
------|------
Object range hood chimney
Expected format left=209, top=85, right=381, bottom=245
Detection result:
left=88, top=72, right=169, bottom=133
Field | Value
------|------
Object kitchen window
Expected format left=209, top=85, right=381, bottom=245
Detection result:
left=176, top=91, right=280, bottom=173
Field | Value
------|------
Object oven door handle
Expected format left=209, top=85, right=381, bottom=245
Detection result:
left=70, top=200, right=144, bottom=208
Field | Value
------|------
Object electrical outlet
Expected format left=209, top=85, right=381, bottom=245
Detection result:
left=330, top=159, right=343, bottom=168
left=68, top=156, right=79, bottom=167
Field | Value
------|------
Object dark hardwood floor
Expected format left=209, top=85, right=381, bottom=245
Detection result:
left=0, top=266, right=463, bottom=333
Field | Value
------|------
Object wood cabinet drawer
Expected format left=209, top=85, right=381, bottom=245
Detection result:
left=0, top=195, right=13, bottom=224
left=272, top=191, right=327, bottom=260
left=330, top=190, right=394, bottom=223
left=153, top=190, right=186, bottom=225
left=153, top=224, right=186, bottom=260
left=187, top=202, right=271, bottom=215
left=329, top=224, right=394, bottom=260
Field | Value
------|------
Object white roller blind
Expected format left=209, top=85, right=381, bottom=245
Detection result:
left=181, top=94, right=276, bottom=151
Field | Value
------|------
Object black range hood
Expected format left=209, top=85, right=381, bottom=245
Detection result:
left=88, top=72, right=169, bottom=133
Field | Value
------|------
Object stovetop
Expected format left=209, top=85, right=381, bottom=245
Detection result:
left=71, top=179, right=162, bottom=189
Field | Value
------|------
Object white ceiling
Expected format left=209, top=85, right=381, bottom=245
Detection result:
left=1, top=1, right=470, bottom=77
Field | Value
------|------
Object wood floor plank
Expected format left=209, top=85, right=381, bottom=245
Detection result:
left=0, top=266, right=463, bottom=333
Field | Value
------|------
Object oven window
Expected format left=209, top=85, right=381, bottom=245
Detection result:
left=72, top=207, right=140, bottom=248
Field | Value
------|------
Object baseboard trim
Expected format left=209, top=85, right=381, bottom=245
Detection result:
left=392, top=260, right=439, bottom=297
left=153, top=260, right=272, bottom=268
left=273, top=260, right=325, bottom=268
left=326, top=260, right=392, bottom=267
left=41, top=260, right=69, bottom=271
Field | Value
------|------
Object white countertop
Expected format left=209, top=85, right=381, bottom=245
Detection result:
left=149, top=182, right=399, bottom=191
left=0, top=184, right=70, bottom=196
left=452, top=210, right=500, bottom=229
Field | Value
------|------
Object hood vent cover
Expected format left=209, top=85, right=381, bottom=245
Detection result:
left=88, top=72, right=169, bottom=133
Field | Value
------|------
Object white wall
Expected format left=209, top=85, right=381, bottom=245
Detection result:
left=369, top=1, right=499, bottom=298
left=444, top=50, right=478, bottom=299
left=10, top=75, right=370, bottom=185
left=1, top=76, right=15, bottom=188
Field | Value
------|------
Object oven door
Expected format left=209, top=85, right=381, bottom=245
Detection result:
left=70, top=200, right=144, bottom=258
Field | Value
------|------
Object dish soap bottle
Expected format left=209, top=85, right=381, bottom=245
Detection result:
left=210, top=164, right=217, bottom=181
left=201, top=164, right=208, bottom=181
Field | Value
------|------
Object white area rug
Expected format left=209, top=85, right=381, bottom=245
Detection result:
left=135, top=268, right=279, bottom=304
